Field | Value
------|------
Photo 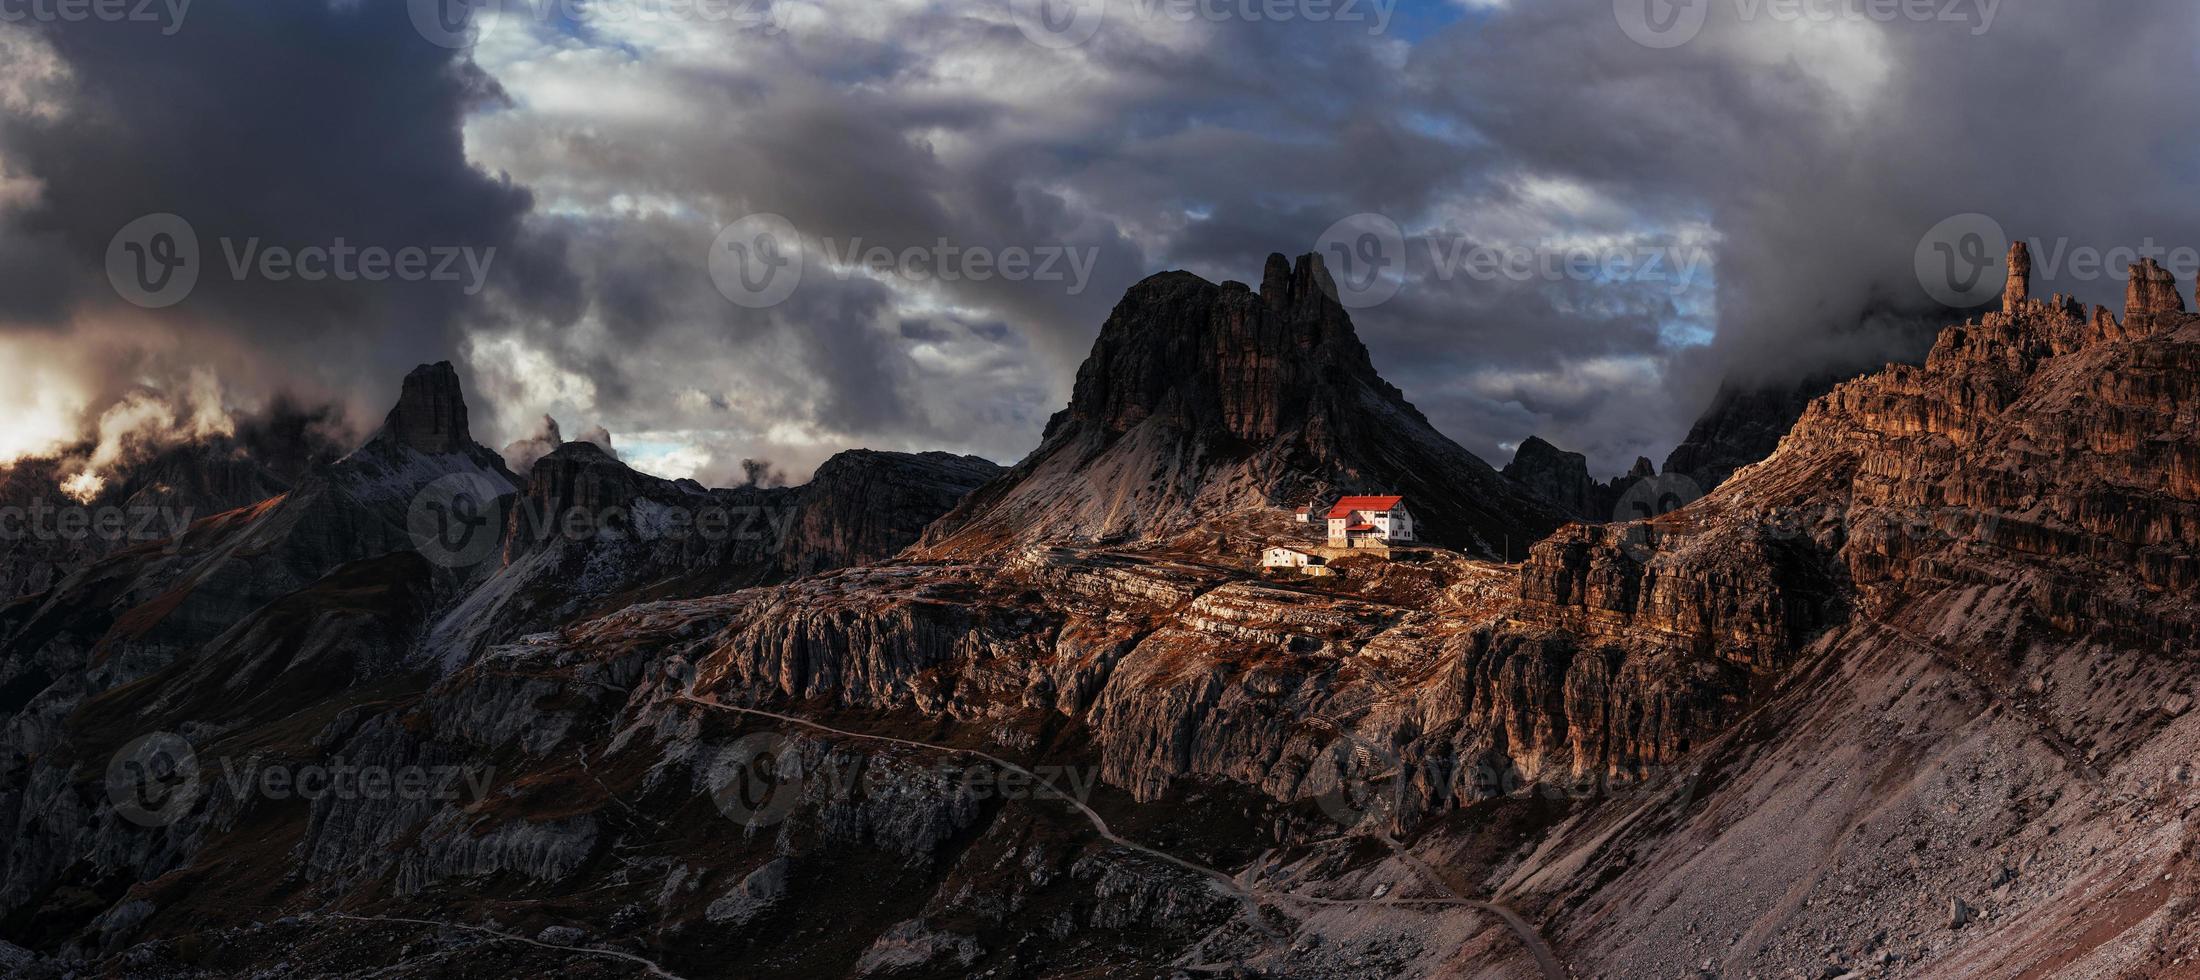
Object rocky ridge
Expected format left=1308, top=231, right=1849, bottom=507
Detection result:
left=1, top=241, right=2195, bottom=978
left=1503, top=243, right=2200, bottom=976
left=0, top=401, right=345, bottom=600
left=0, top=360, right=1003, bottom=975
left=421, top=441, right=999, bottom=667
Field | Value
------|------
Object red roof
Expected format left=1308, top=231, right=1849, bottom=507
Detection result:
left=1326, top=495, right=1404, bottom=519
left=1345, top=523, right=1377, bottom=532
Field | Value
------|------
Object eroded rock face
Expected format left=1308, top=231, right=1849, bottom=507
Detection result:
left=1512, top=252, right=2200, bottom=978
left=2003, top=240, right=2031, bottom=312
left=2125, top=256, right=2186, bottom=324
left=1659, top=299, right=1982, bottom=494
left=1793, top=272, right=2200, bottom=636
left=378, top=362, right=474, bottom=456
left=782, top=450, right=1001, bottom=578
left=923, top=253, right=1562, bottom=558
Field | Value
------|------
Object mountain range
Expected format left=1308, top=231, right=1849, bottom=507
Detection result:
left=0, top=242, right=2193, bottom=978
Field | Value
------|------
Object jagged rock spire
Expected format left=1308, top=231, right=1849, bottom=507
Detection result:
left=2003, top=241, right=2030, bottom=313
left=378, top=362, right=472, bottom=455
left=1259, top=251, right=1338, bottom=315
left=2124, top=258, right=2185, bottom=325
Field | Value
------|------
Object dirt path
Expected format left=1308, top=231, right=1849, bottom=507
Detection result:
left=328, top=911, right=687, bottom=979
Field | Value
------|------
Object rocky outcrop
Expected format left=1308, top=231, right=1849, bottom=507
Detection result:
left=1659, top=299, right=1988, bottom=494
left=782, top=450, right=1001, bottom=577
left=2003, top=240, right=2031, bottom=312
left=418, top=439, right=795, bottom=667
left=1501, top=436, right=1657, bottom=522
left=922, top=253, right=1563, bottom=558
left=2125, top=256, right=2185, bottom=323
left=503, top=441, right=794, bottom=566
left=1791, top=263, right=2200, bottom=637
left=1504, top=246, right=2200, bottom=978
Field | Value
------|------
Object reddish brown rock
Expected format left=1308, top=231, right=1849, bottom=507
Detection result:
left=2003, top=240, right=2031, bottom=312
left=2124, top=257, right=2185, bottom=326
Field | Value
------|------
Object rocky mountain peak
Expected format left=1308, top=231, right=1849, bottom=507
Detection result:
left=1258, top=250, right=1338, bottom=315
left=517, top=440, right=650, bottom=526
left=1502, top=436, right=1597, bottom=519
left=1502, top=436, right=1660, bottom=522
left=375, top=361, right=472, bottom=455
left=1055, top=251, right=1403, bottom=445
left=925, top=252, right=1559, bottom=556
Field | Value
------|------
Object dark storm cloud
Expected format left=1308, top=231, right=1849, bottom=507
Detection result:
left=455, top=6, right=1501, bottom=476
left=1412, top=0, right=2200, bottom=428
left=0, top=0, right=568, bottom=414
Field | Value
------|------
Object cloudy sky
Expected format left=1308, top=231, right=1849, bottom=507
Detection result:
left=2, top=0, right=2197, bottom=486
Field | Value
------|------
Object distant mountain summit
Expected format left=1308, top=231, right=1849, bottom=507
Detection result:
left=923, top=252, right=1562, bottom=557
left=1501, top=435, right=1659, bottom=523
left=376, top=362, right=475, bottom=456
